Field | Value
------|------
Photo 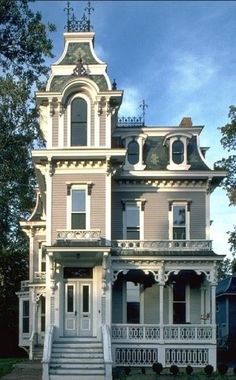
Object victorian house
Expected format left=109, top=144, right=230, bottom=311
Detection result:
left=17, top=6, right=226, bottom=380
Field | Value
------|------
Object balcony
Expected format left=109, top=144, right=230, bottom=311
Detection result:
left=111, top=239, right=212, bottom=252
left=34, top=272, right=46, bottom=283
left=56, top=229, right=101, bottom=246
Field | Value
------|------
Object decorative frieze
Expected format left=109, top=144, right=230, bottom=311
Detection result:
left=111, top=239, right=212, bottom=251
left=57, top=229, right=101, bottom=241
left=115, top=178, right=207, bottom=189
left=56, top=160, right=106, bottom=169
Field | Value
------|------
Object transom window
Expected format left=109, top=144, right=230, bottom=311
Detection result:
left=71, top=98, right=87, bottom=146
left=71, top=189, right=86, bottom=229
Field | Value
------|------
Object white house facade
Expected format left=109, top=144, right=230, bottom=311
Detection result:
left=17, top=14, right=226, bottom=380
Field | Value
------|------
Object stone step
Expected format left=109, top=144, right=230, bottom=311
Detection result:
left=50, top=374, right=105, bottom=380
left=53, top=343, right=102, bottom=348
left=51, top=358, right=104, bottom=364
left=51, top=352, right=103, bottom=359
left=57, top=336, right=98, bottom=342
left=52, top=348, right=103, bottom=354
left=50, top=366, right=105, bottom=373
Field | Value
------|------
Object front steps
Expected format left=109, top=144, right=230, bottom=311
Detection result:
left=49, top=337, right=105, bottom=380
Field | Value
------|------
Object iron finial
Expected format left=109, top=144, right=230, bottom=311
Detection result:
left=112, top=79, right=117, bottom=90
left=64, top=0, right=73, bottom=31
left=139, top=99, right=148, bottom=124
left=85, top=1, right=95, bottom=31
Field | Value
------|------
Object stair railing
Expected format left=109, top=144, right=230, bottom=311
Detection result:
left=102, top=324, right=113, bottom=380
left=42, top=324, right=55, bottom=380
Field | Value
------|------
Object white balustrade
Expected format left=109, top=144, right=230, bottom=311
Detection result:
left=112, top=324, right=160, bottom=342
left=113, top=346, right=158, bottom=366
left=57, top=229, right=101, bottom=241
left=112, top=324, right=213, bottom=343
left=21, top=280, right=29, bottom=289
left=111, top=240, right=212, bottom=251
left=165, top=348, right=209, bottom=367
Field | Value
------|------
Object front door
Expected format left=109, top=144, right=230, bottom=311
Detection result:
left=64, top=280, right=93, bottom=336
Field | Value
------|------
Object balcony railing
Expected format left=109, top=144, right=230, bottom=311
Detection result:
left=56, top=229, right=101, bottom=241
left=111, top=240, right=212, bottom=251
left=112, top=324, right=215, bottom=343
left=20, top=280, right=29, bottom=290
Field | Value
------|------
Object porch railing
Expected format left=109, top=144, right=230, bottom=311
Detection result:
left=111, top=240, right=212, bottom=251
left=102, top=325, right=113, bottom=380
left=56, top=229, right=101, bottom=241
left=42, top=324, right=55, bottom=380
left=34, top=272, right=46, bottom=282
left=112, top=324, right=214, bottom=343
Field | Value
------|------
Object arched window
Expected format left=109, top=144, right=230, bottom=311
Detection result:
left=127, top=140, right=139, bottom=165
left=71, top=98, right=87, bottom=146
left=172, top=140, right=184, bottom=164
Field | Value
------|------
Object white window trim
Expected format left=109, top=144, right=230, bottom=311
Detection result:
left=165, top=135, right=191, bottom=171
left=124, top=134, right=147, bottom=170
left=20, top=298, right=30, bottom=337
left=67, top=184, right=91, bottom=230
left=169, top=201, right=190, bottom=240
left=122, top=199, right=145, bottom=240
left=67, top=93, right=91, bottom=147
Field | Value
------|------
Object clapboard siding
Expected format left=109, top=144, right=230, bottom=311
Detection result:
left=52, top=112, right=58, bottom=147
left=112, top=282, right=123, bottom=323
left=51, top=173, right=106, bottom=243
left=144, top=284, right=160, bottom=323
left=100, top=112, right=106, bottom=146
left=111, top=190, right=206, bottom=240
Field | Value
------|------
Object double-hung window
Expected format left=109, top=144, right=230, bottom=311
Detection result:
left=173, top=283, right=186, bottom=324
left=22, top=300, right=30, bottom=334
left=169, top=202, right=190, bottom=240
left=126, top=204, right=140, bottom=239
left=71, top=189, right=86, bottom=229
left=122, top=200, right=145, bottom=240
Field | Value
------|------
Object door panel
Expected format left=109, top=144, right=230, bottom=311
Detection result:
left=64, top=281, right=92, bottom=336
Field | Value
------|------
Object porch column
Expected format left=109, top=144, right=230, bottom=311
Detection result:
left=102, top=252, right=111, bottom=327
left=158, top=263, right=165, bottom=367
left=46, top=252, right=56, bottom=328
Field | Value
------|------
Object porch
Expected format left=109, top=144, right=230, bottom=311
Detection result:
left=111, top=323, right=216, bottom=367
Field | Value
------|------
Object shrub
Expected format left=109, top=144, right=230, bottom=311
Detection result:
left=170, top=365, right=179, bottom=376
left=152, top=362, right=163, bottom=374
left=233, top=367, right=236, bottom=375
left=124, top=366, right=131, bottom=376
left=204, top=365, right=214, bottom=376
left=141, top=367, right=146, bottom=374
left=217, top=363, right=228, bottom=375
left=186, top=365, right=193, bottom=375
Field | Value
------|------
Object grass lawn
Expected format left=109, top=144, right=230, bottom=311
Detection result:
left=0, top=358, right=23, bottom=378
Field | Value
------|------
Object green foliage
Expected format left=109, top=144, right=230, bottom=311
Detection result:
left=215, top=106, right=236, bottom=257
left=0, top=358, right=24, bottom=377
left=0, top=0, right=54, bottom=355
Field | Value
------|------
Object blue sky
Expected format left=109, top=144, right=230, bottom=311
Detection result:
left=32, top=1, right=236, bottom=258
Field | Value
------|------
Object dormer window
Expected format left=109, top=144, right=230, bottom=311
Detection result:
left=164, top=133, right=191, bottom=170
left=127, top=140, right=139, bottom=165
left=172, top=140, right=184, bottom=165
left=124, top=134, right=147, bottom=170
left=71, top=98, right=87, bottom=146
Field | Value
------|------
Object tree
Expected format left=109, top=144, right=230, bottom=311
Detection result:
left=215, top=105, right=236, bottom=257
left=0, top=0, right=55, bottom=356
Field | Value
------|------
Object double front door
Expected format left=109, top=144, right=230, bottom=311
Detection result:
left=64, top=280, right=93, bottom=336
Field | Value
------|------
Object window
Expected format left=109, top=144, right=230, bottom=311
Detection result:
left=124, top=134, right=147, bottom=170
left=71, top=98, right=87, bottom=146
left=173, top=205, right=186, bottom=240
left=125, top=204, right=140, bottom=239
left=164, top=134, right=191, bottom=170
left=173, top=283, right=186, bottom=324
left=127, top=141, right=139, bottom=165
left=39, top=242, right=46, bottom=272
left=40, top=296, right=46, bottom=332
left=172, top=140, right=184, bottom=164
left=22, top=300, right=29, bottom=333
left=71, top=189, right=86, bottom=229
left=127, top=282, right=140, bottom=324
left=169, top=202, right=190, bottom=240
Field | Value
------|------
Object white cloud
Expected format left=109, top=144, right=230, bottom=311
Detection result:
left=119, top=86, right=142, bottom=117
left=169, top=53, right=218, bottom=94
